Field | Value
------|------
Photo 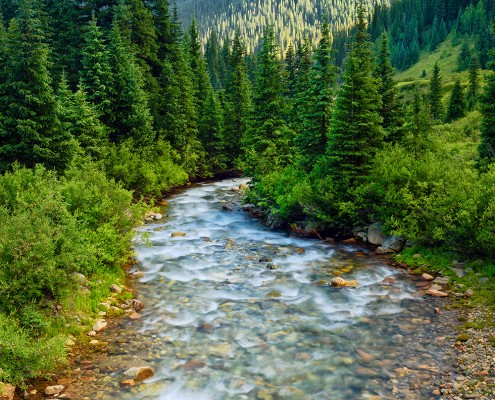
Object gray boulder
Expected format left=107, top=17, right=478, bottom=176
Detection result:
left=367, top=222, right=386, bottom=246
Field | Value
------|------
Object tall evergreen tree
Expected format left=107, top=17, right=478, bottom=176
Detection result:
left=478, top=24, right=495, bottom=169
left=326, top=2, right=383, bottom=187
left=224, top=30, right=252, bottom=168
left=243, top=25, right=291, bottom=177
left=375, top=32, right=403, bottom=142
left=429, top=62, right=444, bottom=120
left=0, top=0, right=75, bottom=171
left=295, top=19, right=337, bottom=170
left=445, top=80, right=467, bottom=122
left=407, top=85, right=431, bottom=154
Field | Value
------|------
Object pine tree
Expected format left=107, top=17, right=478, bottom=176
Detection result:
left=80, top=13, right=113, bottom=124
left=429, top=62, right=444, bottom=120
left=57, top=74, right=107, bottom=160
left=457, top=41, right=472, bottom=71
left=224, top=30, right=252, bottom=167
left=107, top=8, right=155, bottom=150
left=375, top=32, right=403, bottom=142
left=295, top=19, right=337, bottom=170
left=467, top=56, right=480, bottom=110
left=326, top=2, right=384, bottom=187
left=478, top=25, right=495, bottom=169
left=243, top=25, right=291, bottom=177
left=0, top=0, right=75, bottom=171
left=445, top=80, right=467, bottom=122
left=407, top=85, right=431, bottom=154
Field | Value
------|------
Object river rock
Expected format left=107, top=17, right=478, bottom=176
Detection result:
left=357, top=349, right=374, bottom=363
left=433, top=276, right=450, bottom=285
left=121, top=380, right=135, bottom=386
left=465, top=289, right=474, bottom=297
left=426, top=289, right=448, bottom=297
left=45, top=385, right=65, bottom=395
left=331, top=277, right=359, bottom=288
left=422, top=273, right=434, bottom=281
left=209, top=343, right=233, bottom=357
left=71, top=273, right=86, bottom=284
left=123, top=299, right=145, bottom=311
left=381, top=235, right=406, bottom=252
left=367, top=222, right=385, bottom=245
left=93, top=320, right=107, bottom=333
left=109, top=284, right=122, bottom=294
left=171, top=232, right=186, bottom=237
left=153, top=213, right=163, bottom=220
left=0, top=384, right=15, bottom=400
left=123, top=366, right=154, bottom=381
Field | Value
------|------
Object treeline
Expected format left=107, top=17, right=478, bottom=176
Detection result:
left=176, top=0, right=388, bottom=55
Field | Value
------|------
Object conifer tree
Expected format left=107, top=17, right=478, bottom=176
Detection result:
left=467, top=56, right=480, bottom=110
left=429, top=62, right=444, bottom=120
left=57, top=74, right=107, bottom=160
left=478, top=25, right=495, bottom=169
left=445, top=80, right=467, bottom=122
left=326, top=2, right=383, bottom=187
left=407, top=85, right=431, bottom=154
left=107, top=8, right=155, bottom=150
left=224, top=30, right=252, bottom=167
left=295, top=19, right=337, bottom=170
left=457, top=41, right=471, bottom=71
left=80, top=13, right=113, bottom=125
left=244, top=25, right=291, bottom=176
left=375, top=32, right=403, bottom=142
left=0, top=0, right=75, bottom=171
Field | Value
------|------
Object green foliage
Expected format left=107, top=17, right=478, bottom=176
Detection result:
left=478, top=39, right=495, bottom=169
left=445, top=80, right=467, bottom=122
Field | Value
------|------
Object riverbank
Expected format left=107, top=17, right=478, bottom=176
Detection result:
left=18, top=179, right=495, bottom=400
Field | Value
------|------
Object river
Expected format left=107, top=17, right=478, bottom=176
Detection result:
left=77, top=178, right=455, bottom=400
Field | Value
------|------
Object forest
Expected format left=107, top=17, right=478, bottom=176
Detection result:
left=0, top=0, right=495, bottom=388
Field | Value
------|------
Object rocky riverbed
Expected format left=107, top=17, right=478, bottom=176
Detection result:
left=17, top=179, right=495, bottom=400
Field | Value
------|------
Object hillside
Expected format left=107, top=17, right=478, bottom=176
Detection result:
left=176, top=0, right=389, bottom=54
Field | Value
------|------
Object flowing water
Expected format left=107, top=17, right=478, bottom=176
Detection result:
left=87, top=179, right=454, bottom=400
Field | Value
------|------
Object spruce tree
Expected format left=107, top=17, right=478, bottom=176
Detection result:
left=375, top=32, right=403, bottom=142
left=326, top=2, right=383, bottom=187
left=295, top=19, right=337, bottom=171
left=80, top=13, right=113, bottom=125
left=478, top=25, right=495, bottom=169
left=457, top=41, right=471, bottom=71
left=224, top=30, right=252, bottom=167
left=467, top=56, right=480, bottom=110
left=407, top=85, right=431, bottom=154
left=0, top=0, right=75, bottom=171
left=429, top=62, right=444, bottom=120
left=243, top=25, right=291, bottom=177
left=445, top=80, right=467, bottom=122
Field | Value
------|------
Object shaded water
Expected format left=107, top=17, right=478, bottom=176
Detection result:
left=99, top=179, right=452, bottom=399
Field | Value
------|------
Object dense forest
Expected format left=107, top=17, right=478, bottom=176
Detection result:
left=0, top=0, right=495, bottom=388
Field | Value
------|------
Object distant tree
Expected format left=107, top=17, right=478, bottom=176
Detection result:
left=457, top=41, right=471, bottom=71
left=407, top=85, right=431, bottom=154
left=467, top=56, right=481, bottom=110
left=429, top=62, right=444, bottom=120
left=327, top=2, right=384, bottom=187
left=445, top=80, right=467, bottom=122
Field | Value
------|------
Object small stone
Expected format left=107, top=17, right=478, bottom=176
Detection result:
left=433, top=276, right=450, bottom=285
left=465, top=289, right=474, bottom=297
left=453, top=268, right=465, bottom=278
left=121, top=380, right=135, bottom=386
left=45, top=385, right=65, bottom=395
left=109, top=284, right=122, bottom=294
left=180, top=359, right=206, bottom=371
left=124, top=366, right=154, bottom=381
left=426, top=289, right=448, bottom=297
left=331, top=277, right=359, bottom=288
left=209, top=343, right=233, bottom=357
left=422, top=273, right=434, bottom=281
left=171, top=231, right=186, bottom=237
left=87, top=331, right=96, bottom=337
left=92, top=320, right=107, bottom=333
left=153, top=213, right=163, bottom=220
left=129, top=312, right=141, bottom=320
left=89, top=340, right=99, bottom=346
left=413, top=253, right=421, bottom=259
left=375, top=246, right=386, bottom=254
left=357, top=349, right=374, bottom=363
left=71, top=273, right=87, bottom=284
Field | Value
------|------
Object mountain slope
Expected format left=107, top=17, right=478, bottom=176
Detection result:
left=176, top=0, right=389, bottom=54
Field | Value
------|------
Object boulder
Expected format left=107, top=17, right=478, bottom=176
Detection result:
left=367, top=222, right=385, bottom=246
left=124, top=366, right=154, bottom=381
left=45, top=385, right=65, bottom=396
left=381, top=235, right=406, bottom=252
left=331, top=277, right=359, bottom=288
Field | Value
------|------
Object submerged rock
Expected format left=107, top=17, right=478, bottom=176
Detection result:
left=171, top=231, right=186, bottom=237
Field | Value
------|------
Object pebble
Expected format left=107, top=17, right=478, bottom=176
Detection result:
left=422, top=273, right=434, bottom=281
